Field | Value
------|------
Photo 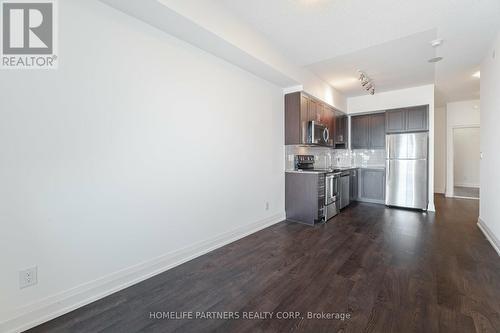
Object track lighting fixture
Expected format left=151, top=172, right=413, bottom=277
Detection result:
left=357, top=70, right=375, bottom=95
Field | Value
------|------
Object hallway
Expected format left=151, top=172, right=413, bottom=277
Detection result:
left=454, top=186, right=480, bottom=199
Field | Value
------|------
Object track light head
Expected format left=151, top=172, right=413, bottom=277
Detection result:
left=356, top=70, right=376, bottom=95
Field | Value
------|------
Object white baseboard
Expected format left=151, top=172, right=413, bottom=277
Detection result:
left=0, top=212, right=285, bottom=333
left=454, top=183, right=480, bottom=188
left=477, top=217, right=500, bottom=256
left=453, top=196, right=480, bottom=200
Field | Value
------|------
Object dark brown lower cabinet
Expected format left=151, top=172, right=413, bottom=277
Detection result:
left=285, top=172, right=325, bottom=225
left=349, top=169, right=358, bottom=201
left=358, top=168, right=385, bottom=204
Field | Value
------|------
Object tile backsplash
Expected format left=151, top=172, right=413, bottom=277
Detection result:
left=351, top=149, right=385, bottom=167
left=285, top=145, right=334, bottom=170
left=285, top=145, right=385, bottom=170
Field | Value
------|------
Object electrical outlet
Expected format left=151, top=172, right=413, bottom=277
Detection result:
left=265, top=202, right=270, bottom=211
left=19, top=266, right=37, bottom=289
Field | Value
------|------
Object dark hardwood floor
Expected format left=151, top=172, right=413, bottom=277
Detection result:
left=28, top=195, right=500, bottom=333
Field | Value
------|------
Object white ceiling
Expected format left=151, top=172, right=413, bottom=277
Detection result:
left=306, top=30, right=437, bottom=96
left=216, top=0, right=500, bottom=104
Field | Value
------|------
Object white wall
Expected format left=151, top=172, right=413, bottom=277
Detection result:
left=101, top=0, right=347, bottom=112
left=453, top=127, right=480, bottom=187
left=479, top=32, right=500, bottom=253
left=0, top=0, right=286, bottom=331
left=434, top=106, right=446, bottom=193
left=158, top=0, right=347, bottom=111
left=445, top=100, right=480, bottom=196
left=347, top=85, right=436, bottom=211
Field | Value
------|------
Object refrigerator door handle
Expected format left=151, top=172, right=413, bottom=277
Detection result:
left=386, top=136, right=390, bottom=158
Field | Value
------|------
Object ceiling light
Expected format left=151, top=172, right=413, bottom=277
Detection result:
left=472, top=71, right=480, bottom=78
left=430, top=39, right=443, bottom=47
left=357, top=70, right=376, bottom=95
left=428, top=57, right=443, bottom=63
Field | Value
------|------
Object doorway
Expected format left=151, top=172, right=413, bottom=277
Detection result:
left=452, top=126, right=480, bottom=199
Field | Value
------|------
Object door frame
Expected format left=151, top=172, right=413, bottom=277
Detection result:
left=447, top=124, right=480, bottom=199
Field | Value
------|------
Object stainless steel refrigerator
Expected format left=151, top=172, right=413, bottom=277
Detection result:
left=385, top=132, right=428, bottom=210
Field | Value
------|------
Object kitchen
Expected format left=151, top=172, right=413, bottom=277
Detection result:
left=284, top=91, right=429, bottom=225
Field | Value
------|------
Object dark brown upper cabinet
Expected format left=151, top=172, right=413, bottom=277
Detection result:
left=334, top=115, right=348, bottom=149
left=406, top=106, right=428, bottom=132
left=284, top=92, right=304, bottom=145
left=385, top=105, right=428, bottom=133
left=351, top=113, right=386, bottom=149
left=322, top=105, right=336, bottom=147
left=369, top=113, right=386, bottom=149
left=385, top=109, right=406, bottom=133
left=308, top=99, right=321, bottom=123
left=284, top=91, right=342, bottom=147
left=351, top=115, right=369, bottom=149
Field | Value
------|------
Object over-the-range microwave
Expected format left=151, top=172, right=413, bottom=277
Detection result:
left=306, top=121, right=329, bottom=145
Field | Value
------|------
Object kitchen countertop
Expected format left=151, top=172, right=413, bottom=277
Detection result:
left=332, top=166, right=359, bottom=171
left=285, top=165, right=385, bottom=174
left=356, top=165, right=386, bottom=170
left=334, top=165, right=385, bottom=170
left=285, top=170, right=330, bottom=174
